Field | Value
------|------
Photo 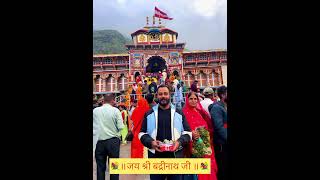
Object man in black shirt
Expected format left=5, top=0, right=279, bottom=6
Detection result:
left=145, top=93, right=156, bottom=108
left=139, top=85, right=192, bottom=180
left=149, top=79, right=158, bottom=94
left=190, top=80, right=198, bottom=92
left=209, top=85, right=227, bottom=180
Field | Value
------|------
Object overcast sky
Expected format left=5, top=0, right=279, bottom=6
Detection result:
left=93, top=0, right=227, bottom=50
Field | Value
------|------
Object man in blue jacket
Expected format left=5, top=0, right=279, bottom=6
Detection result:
left=209, top=85, right=227, bottom=180
left=139, top=84, right=192, bottom=180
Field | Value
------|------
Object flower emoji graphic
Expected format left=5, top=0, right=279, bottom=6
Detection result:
left=111, top=162, right=119, bottom=170
left=200, top=162, right=208, bottom=170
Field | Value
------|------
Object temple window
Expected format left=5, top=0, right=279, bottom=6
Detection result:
left=221, top=53, right=227, bottom=59
left=199, top=54, right=207, bottom=60
left=117, top=58, right=125, bottom=64
left=213, top=52, right=219, bottom=60
left=101, top=59, right=107, bottom=64
left=105, top=59, right=113, bottom=64
left=93, top=59, right=101, bottom=65
left=186, top=55, right=193, bottom=61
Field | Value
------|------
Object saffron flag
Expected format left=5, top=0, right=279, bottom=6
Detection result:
left=154, top=6, right=173, bottom=20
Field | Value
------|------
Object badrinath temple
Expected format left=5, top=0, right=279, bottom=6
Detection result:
left=93, top=18, right=227, bottom=93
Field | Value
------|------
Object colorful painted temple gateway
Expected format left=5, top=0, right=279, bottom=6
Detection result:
left=93, top=18, right=227, bottom=93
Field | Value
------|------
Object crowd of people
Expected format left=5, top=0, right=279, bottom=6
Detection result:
left=128, top=70, right=193, bottom=105
left=93, top=78, right=227, bottom=180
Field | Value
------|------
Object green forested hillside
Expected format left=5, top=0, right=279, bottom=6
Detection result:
left=93, top=30, right=131, bottom=54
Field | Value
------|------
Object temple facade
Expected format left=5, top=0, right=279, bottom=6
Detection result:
left=93, top=19, right=227, bottom=93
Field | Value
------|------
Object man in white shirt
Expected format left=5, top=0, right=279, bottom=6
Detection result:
left=200, top=87, right=215, bottom=116
left=93, top=94, right=124, bottom=180
left=162, top=69, right=167, bottom=84
left=173, top=78, right=179, bottom=89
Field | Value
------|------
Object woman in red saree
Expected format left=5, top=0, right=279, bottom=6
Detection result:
left=183, top=91, right=217, bottom=180
left=136, top=84, right=143, bottom=100
left=130, top=98, right=150, bottom=158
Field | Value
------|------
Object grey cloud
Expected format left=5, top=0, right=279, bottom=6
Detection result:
left=93, top=0, right=227, bottom=50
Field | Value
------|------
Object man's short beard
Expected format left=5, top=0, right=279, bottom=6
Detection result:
left=159, top=98, right=170, bottom=106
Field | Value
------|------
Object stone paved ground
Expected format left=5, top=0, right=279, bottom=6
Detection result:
left=93, top=142, right=149, bottom=180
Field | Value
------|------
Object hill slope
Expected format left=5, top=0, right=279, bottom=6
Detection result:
left=93, top=30, right=131, bottom=54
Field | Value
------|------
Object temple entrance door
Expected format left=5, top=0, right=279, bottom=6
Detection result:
left=146, top=56, right=167, bottom=73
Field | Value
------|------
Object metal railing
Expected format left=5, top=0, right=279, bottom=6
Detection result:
left=115, top=92, right=189, bottom=104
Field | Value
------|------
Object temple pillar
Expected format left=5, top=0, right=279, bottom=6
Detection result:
left=101, top=74, right=108, bottom=92
left=93, top=74, right=96, bottom=92
left=217, top=67, right=221, bottom=86
left=199, top=73, right=203, bottom=87
left=206, top=72, right=210, bottom=86
left=115, top=75, right=118, bottom=91
left=221, top=65, right=227, bottom=86
left=99, top=77, right=102, bottom=92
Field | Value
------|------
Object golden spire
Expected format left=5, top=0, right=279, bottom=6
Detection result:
left=153, top=16, right=155, bottom=26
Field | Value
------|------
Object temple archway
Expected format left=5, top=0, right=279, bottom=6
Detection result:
left=95, top=75, right=102, bottom=92
left=197, top=70, right=207, bottom=87
left=145, top=56, right=167, bottom=73
left=184, top=71, right=195, bottom=87
left=118, top=73, right=128, bottom=91
left=106, top=74, right=115, bottom=92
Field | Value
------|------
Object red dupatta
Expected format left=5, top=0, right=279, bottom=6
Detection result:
left=182, top=95, right=214, bottom=139
left=130, top=98, right=150, bottom=158
left=182, top=94, right=217, bottom=180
